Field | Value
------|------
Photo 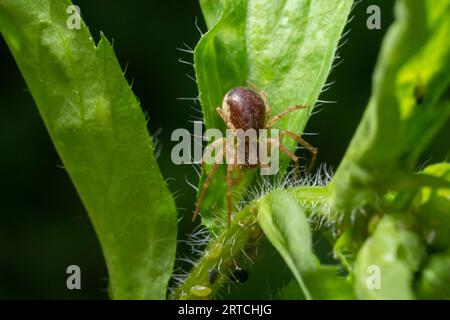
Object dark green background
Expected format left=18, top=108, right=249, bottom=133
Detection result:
left=0, top=0, right=447, bottom=299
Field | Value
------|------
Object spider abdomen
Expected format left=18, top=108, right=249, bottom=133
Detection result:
left=223, top=87, right=266, bottom=131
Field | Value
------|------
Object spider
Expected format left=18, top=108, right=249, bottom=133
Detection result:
left=192, top=87, right=318, bottom=226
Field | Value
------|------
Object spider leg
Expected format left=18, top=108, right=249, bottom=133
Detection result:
left=279, top=144, right=300, bottom=179
left=262, top=92, right=271, bottom=122
left=265, top=138, right=300, bottom=178
left=280, top=130, right=318, bottom=171
left=267, top=105, right=310, bottom=128
left=226, top=162, right=234, bottom=227
left=193, top=144, right=225, bottom=222
left=202, top=137, right=226, bottom=171
left=232, top=164, right=245, bottom=185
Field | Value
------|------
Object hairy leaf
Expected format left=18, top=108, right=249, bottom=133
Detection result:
left=0, top=0, right=177, bottom=299
left=258, top=190, right=318, bottom=299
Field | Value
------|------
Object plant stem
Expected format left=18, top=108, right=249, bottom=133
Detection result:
left=170, top=186, right=331, bottom=300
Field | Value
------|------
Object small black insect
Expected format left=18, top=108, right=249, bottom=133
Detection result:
left=208, top=267, right=219, bottom=285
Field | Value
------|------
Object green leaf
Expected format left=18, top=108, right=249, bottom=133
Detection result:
left=199, top=0, right=227, bottom=32
left=195, top=0, right=248, bottom=131
left=333, top=217, right=369, bottom=271
left=329, top=0, right=450, bottom=212
left=258, top=190, right=318, bottom=299
left=354, top=214, right=426, bottom=299
left=0, top=0, right=177, bottom=299
left=195, top=0, right=354, bottom=229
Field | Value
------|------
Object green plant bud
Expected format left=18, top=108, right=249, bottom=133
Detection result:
left=354, top=214, right=425, bottom=299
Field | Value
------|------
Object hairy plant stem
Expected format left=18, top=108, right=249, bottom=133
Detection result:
left=170, top=186, right=330, bottom=300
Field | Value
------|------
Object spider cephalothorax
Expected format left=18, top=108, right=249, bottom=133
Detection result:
left=193, top=87, right=318, bottom=226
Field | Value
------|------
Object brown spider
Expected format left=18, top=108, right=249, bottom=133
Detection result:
left=193, top=87, right=318, bottom=226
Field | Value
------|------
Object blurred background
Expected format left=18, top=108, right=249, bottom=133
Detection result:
left=0, top=0, right=447, bottom=299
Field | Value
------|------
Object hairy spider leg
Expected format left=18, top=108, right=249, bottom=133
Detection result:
left=194, top=108, right=241, bottom=225
left=261, top=92, right=271, bottom=122
left=267, top=105, right=310, bottom=129
left=226, top=162, right=234, bottom=226
left=232, top=164, right=245, bottom=185
left=193, top=140, right=226, bottom=222
left=264, top=138, right=300, bottom=178
left=280, top=130, right=318, bottom=171
left=224, top=137, right=239, bottom=227
left=201, top=137, right=227, bottom=171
